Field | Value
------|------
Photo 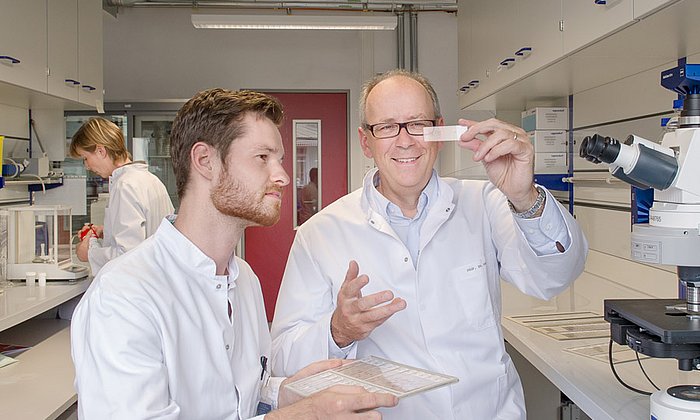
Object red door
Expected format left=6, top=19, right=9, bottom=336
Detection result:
left=245, top=92, right=348, bottom=321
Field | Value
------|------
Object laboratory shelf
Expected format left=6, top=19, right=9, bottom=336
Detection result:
left=0, top=319, right=75, bottom=420
left=2, top=176, right=63, bottom=186
left=0, top=279, right=91, bottom=420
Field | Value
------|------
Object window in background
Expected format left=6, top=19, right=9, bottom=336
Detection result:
left=133, top=115, right=178, bottom=209
left=293, top=120, right=321, bottom=227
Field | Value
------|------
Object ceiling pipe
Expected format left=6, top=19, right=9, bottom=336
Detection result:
left=104, top=0, right=457, bottom=12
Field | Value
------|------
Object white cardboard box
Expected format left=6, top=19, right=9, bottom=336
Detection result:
left=521, top=107, right=568, bottom=131
left=528, top=130, right=568, bottom=153
left=534, top=152, right=568, bottom=174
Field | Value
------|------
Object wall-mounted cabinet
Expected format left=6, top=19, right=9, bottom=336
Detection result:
left=562, top=0, right=634, bottom=55
left=1, top=0, right=103, bottom=110
left=458, top=0, right=681, bottom=112
left=48, top=0, right=80, bottom=101
left=634, top=0, right=675, bottom=18
left=0, top=1, right=47, bottom=93
left=460, top=0, right=562, bottom=106
left=77, top=0, right=103, bottom=108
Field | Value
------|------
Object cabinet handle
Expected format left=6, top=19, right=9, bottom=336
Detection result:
left=459, top=85, right=470, bottom=92
left=65, top=79, right=80, bottom=85
left=514, top=47, right=533, bottom=57
left=0, top=55, right=20, bottom=64
left=594, top=0, right=606, bottom=4
left=468, top=80, right=480, bottom=86
left=81, top=84, right=96, bottom=91
left=499, top=58, right=516, bottom=66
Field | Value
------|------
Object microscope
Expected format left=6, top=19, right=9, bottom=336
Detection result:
left=579, top=64, right=700, bottom=419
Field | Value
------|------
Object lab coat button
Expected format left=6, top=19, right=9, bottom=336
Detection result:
left=370, top=220, right=375, bottom=225
left=445, top=208, right=450, bottom=212
left=225, top=344, right=230, bottom=350
left=403, top=257, right=409, bottom=263
left=216, top=284, right=222, bottom=290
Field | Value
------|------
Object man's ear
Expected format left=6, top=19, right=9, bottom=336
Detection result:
left=190, top=142, right=216, bottom=181
left=435, top=118, right=445, bottom=151
left=358, top=126, right=373, bottom=159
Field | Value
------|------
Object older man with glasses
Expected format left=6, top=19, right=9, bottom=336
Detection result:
left=271, top=69, right=588, bottom=420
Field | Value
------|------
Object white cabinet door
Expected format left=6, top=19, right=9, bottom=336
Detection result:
left=0, top=0, right=47, bottom=92
left=457, top=0, right=473, bottom=93
left=463, top=0, right=515, bottom=105
left=502, top=0, right=562, bottom=88
left=562, top=0, right=634, bottom=54
left=634, top=0, right=677, bottom=18
left=460, top=0, right=562, bottom=108
left=48, top=0, right=79, bottom=101
left=77, top=0, right=103, bottom=108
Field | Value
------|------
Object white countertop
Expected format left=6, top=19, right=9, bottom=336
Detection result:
left=501, top=272, right=700, bottom=420
left=0, top=279, right=91, bottom=331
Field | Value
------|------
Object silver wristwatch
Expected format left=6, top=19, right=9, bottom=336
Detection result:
left=508, top=186, right=546, bottom=219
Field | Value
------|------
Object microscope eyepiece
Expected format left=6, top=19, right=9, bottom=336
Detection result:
left=579, top=134, right=621, bottom=164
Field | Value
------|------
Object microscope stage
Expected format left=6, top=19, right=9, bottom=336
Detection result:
left=605, top=299, right=700, bottom=344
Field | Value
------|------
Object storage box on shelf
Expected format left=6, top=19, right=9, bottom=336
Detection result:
left=521, top=107, right=568, bottom=132
left=534, top=152, right=568, bottom=175
left=528, top=130, right=569, bottom=177
left=528, top=130, right=567, bottom=153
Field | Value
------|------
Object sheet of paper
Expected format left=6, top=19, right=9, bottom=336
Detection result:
left=565, top=341, right=651, bottom=364
left=423, top=125, right=469, bottom=142
left=284, top=356, right=458, bottom=399
left=0, top=354, right=18, bottom=368
left=506, top=311, right=610, bottom=340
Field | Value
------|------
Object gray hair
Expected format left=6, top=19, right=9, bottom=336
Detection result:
left=358, top=69, right=442, bottom=126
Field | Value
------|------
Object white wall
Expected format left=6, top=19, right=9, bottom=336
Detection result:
left=102, top=8, right=458, bottom=191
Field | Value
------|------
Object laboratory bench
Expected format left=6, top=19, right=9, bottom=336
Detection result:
left=0, top=271, right=696, bottom=419
left=0, top=279, right=91, bottom=420
left=502, top=272, right=700, bottom=420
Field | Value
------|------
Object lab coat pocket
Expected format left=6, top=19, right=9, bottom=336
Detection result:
left=446, top=260, right=496, bottom=330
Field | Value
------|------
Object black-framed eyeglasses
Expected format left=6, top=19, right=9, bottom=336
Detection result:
left=364, top=120, right=437, bottom=139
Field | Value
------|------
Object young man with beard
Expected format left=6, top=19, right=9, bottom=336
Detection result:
left=71, top=88, right=398, bottom=419
left=271, top=69, right=588, bottom=419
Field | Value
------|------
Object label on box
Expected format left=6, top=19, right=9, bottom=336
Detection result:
left=528, top=131, right=567, bottom=153
left=521, top=107, right=568, bottom=131
left=535, top=152, right=568, bottom=174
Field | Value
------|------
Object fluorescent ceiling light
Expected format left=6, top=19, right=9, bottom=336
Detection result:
left=191, top=14, right=397, bottom=30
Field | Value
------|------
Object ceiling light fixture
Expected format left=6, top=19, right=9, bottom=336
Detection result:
left=191, top=14, right=398, bottom=31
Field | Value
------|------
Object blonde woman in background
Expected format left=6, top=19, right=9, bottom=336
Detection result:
left=71, top=117, right=174, bottom=275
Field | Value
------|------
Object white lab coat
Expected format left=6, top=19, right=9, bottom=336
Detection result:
left=72, top=219, right=278, bottom=419
left=87, top=162, right=174, bottom=274
left=271, top=172, right=588, bottom=420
